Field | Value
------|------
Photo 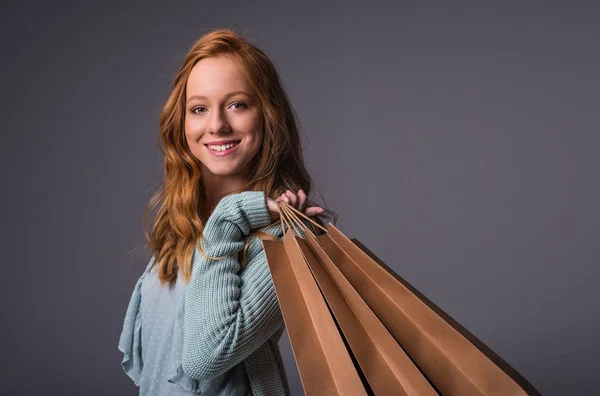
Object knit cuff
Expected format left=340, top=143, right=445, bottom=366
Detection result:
left=241, top=191, right=272, bottom=231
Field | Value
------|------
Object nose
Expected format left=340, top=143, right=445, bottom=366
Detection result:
left=207, top=107, right=232, bottom=135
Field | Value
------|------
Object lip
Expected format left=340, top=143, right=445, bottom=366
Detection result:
left=204, top=139, right=241, bottom=145
left=204, top=140, right=241, bottom=157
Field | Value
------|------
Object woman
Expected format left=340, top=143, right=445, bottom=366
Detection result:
left=118, top=28, right=330, bottom=395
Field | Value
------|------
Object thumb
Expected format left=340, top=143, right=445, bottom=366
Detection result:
left=266, top=197, right=281, bottom=220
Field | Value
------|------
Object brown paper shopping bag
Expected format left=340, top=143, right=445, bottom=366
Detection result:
left=262, top=229, right=368, bottom=396
left=320, top=222, right=541, bottom=396
left=267, top=201, right=541, bottom=396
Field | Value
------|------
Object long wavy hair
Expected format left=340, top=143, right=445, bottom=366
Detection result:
left=142, top=28, right=333, bottom=286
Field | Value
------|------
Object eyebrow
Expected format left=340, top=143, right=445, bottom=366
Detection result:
left=186, top=91, right=252, bottom=103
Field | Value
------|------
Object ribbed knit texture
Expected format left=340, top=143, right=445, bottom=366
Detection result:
left=119, top=191, right=291, bottom=395
left=182, top=191, right=290, bottom=395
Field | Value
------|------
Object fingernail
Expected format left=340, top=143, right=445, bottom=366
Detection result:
left=317, top=208, right=324, bottom=213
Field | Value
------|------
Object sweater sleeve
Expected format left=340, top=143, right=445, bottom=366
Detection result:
left=181, top=191, right=284, bottom=380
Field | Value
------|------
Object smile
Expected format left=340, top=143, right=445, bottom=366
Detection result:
left=204, top=140, right=241, bottom=156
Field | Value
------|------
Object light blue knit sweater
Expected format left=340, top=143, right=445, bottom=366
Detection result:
left=119, top=191, right=290, bottom=395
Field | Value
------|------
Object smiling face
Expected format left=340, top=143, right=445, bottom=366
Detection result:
left=184, top=55, right=264, bottom=181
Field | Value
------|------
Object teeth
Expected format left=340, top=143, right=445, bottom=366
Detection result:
left=208, top=142, right=238, bottom=151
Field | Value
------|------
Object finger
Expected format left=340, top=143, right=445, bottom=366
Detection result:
left=267, top=197, right=280, bottom=212
left=266, top=198, right=281, bottom=220
left=280, top=193, right=290, bottom=204
left=304, top=206, right=324, bottom=217
left=285, top=190, right=297, bottom=207
left=297, top=189, right=307, bottom=211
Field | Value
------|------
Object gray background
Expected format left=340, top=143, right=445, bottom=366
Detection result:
left=1, top=1, right=598, bottom=395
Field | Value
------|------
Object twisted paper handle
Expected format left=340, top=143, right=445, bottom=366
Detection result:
left=278, top=200, right=327, bottom=238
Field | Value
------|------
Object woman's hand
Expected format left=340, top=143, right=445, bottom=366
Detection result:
left=266, top=189, right=324, bottom=223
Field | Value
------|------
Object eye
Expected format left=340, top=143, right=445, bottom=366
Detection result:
left=191, top=106, right=207, bottom=114
left=230, top=102, right=248, bottom=110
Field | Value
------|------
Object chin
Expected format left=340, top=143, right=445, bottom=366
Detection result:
left=202, top=162, right=243, bottom=177
left=209, top=169, right=239, bottom=177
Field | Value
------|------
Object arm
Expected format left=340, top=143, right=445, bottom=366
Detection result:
left=181, top=191, right=284, bottom=380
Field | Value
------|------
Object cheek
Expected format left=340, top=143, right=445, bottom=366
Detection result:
left=246, top=128, right=263, bottom=158
left=184, top=117, right=204, bottom=143
left=243, top=114, right=264, bottom=146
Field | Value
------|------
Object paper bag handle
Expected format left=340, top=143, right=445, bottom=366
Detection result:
left=278, top=201, right=328, bottom=237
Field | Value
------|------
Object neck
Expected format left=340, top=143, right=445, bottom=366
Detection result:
left=199, top=166, right=251, bottom=222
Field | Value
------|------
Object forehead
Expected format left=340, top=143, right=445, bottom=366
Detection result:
left=186, top=55, right=251, bottom=97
